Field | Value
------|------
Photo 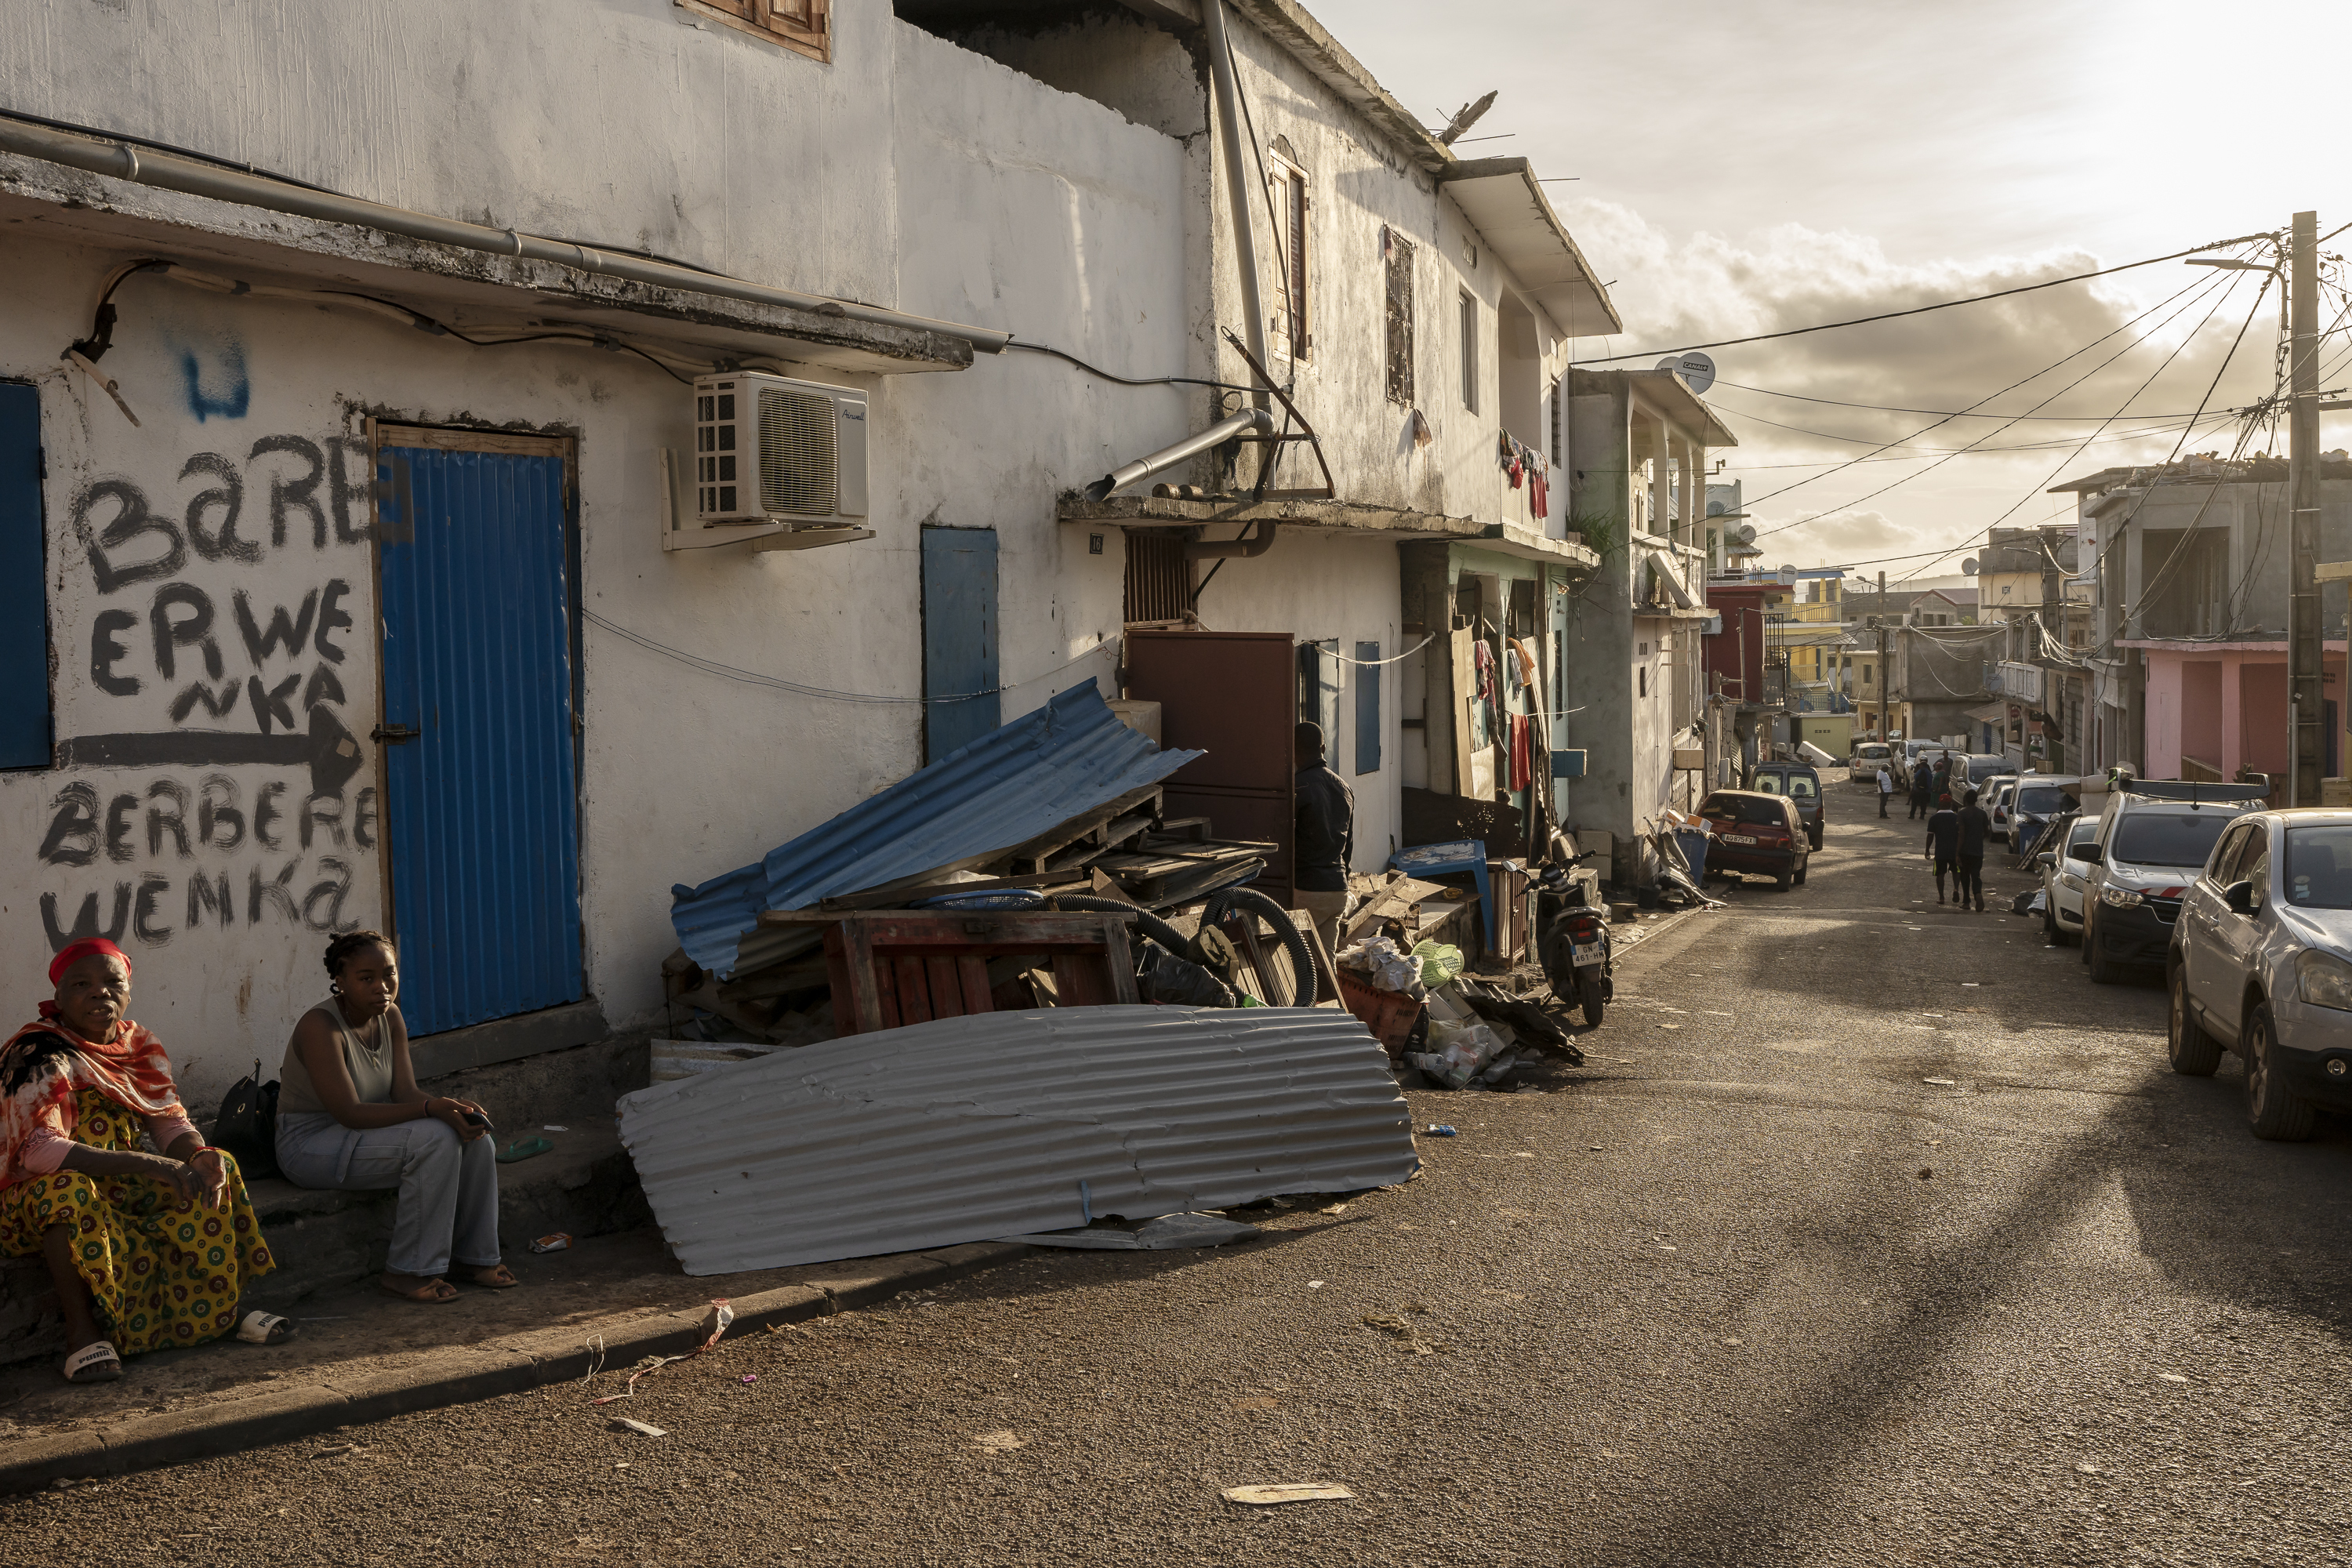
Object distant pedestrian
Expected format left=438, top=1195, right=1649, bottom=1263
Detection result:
left=1955, top=788, right=1992, bottom=912
left=1876, top=764, right=1894, bottom=817
left=1907, top=760, right=1933, bottom=820
left=1292, top=722, right=1355, bottom=973
left=1925, top=799, right=1961, bottom=904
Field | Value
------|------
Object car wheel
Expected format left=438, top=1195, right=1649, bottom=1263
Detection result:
left=2166, top=967, right=2223, bottom=1077
left=1793, top=859, right=1808, bottom=886
left=1809, top=825, right=1822, bottom=850
left=2042, top=895, right=2058, bottom=943
left=2078, top=908, right=2092, bottom=964
left=1775, top=869, right=1792, bottom=891
left=2244, top=1002, right=2315, bottom=1142
left=2086, top=916, right=2121, bottom=984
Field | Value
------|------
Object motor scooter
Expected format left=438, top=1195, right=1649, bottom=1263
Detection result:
left=1535, top=856, right=1613, bottom=1027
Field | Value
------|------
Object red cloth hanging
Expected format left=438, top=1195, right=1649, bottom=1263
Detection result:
left=1508, top=713, right=1533, bottom=792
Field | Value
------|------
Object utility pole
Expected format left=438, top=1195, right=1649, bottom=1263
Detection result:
left=2040, top=546, right=2064, bottom=774
left=2289, top=210, right=2323, bottom=805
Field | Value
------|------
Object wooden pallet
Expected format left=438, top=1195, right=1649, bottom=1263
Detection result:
left=819, top=911, right=1141, bottom=1036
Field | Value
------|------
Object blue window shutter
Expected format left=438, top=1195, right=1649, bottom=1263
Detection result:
left=1354, top=641, right=1381, bottom=775
left=0, top=384, right=49, bottom=768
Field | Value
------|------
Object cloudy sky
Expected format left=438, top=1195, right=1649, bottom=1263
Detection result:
left=1324, top=0, right=2352, bottom=586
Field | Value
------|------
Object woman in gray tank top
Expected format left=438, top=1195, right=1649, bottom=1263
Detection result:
left=273, top=932, right=514, bottom=1302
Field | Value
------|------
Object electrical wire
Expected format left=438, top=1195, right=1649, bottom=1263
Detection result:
left=1708, top=380, right=2215, bottom=421
left=1004, top=341, right=1255, bottom=397
left=1739, top=265, right=2234, bottom=515
left=1750, top=264, right=2247, bottom=542
left=583, top=608, right=1120, bottom=706
left=1577, top=230, right=2278, bottom=363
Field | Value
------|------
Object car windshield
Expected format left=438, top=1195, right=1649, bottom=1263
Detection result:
left=2112, top=810, right=2243, bottom=868
left=1966, top=757, right=2006, bottom=782
left=1702, top=795, right=1787, bottom=826
left=2067, top=820, right=2098, bottom=855
left=2283, top=826, right=2352, bottom=909
left=2016, top=786, right=2078, bottom=815
left=1786, top=775, right=1818, bottom=798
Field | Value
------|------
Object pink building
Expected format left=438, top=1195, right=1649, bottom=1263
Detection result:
left=2129, top=639, right=2345, bottom=786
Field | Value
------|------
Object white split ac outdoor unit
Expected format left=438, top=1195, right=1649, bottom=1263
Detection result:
left=693, top=372, right=869, bottom=526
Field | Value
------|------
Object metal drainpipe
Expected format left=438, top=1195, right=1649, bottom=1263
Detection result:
left=1200, top=1, right=1272, bottom=410
left=1084, top=407, right=1271, bottom=502
left=0, top=115, right=1012, bottom=354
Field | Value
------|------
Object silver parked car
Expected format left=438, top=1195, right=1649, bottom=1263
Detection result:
left=2166, top=808, right=2352, bottom=1141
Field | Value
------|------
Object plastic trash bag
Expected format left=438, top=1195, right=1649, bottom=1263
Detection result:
left=1410, top=940, right=1465, bottom=990
left=1134, top=938, right=1239, bottom=1007
left=1338, top=935, right=1426, bottom=996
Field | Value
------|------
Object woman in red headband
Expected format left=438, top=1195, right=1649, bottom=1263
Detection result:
left=0, top=939, right=284, bottom=1382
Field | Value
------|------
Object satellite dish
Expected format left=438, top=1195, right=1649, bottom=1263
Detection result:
left=1776, top=564, right=1797, bottom=585
left=1655, top=350, right=1716, bottom=395
left=1961, top=557, right=1980, bottom=575
left=1735, top=523, right=1758, bottom=545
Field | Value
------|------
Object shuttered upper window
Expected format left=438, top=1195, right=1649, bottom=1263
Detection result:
left=1459, top=291, right=1479, bottom=413
left=1268, top=143, right=1310, bottom=363
left=677, top=0, right=831, bottom=64
left=1383, top=227, right=1414, bottom=405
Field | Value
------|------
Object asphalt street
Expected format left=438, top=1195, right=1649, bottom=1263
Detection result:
left=9, top=794, right=2351, bottom=1566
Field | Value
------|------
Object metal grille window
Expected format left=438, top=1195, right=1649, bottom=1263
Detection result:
left=1383, top=228, right=1414, bottom=405
left=695, top=387, right=739, bottom=515
left=676, top=0, right=830, bottom=63
left=1459, top=291, right=1479, bottom=413
left=1123, top=532, right=1192, bottom=624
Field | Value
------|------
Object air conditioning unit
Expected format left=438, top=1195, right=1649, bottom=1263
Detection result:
left=692, top=372, right=869, bottom=525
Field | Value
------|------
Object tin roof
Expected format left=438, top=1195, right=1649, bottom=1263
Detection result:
left=669, top=683, right=1203, bottom=977
left=617, top=1004, right=1420, bottom=1276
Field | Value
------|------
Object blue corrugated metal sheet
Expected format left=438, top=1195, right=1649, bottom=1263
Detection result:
left=618, top=1004, right=1418, bottom=1274
left=378, top=441, right=584, bottom=1035
left=670, top=682, right=1201, bottom=976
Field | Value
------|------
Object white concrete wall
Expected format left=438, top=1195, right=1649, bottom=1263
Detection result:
left=2, top=0, right=903, bottom=308
left=0, top=15, right=1189, bottom=1110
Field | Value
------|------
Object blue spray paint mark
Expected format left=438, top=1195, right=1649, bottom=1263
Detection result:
left=179, top=342, right=250, bottom=422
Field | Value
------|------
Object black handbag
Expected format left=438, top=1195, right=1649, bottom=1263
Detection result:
left=212, top=1060, right=281, bottom=1180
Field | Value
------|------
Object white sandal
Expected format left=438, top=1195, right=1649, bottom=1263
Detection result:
left=61, top=1341, right=122, bottom=1383
left=234, top=1310, right=297, bottom=1345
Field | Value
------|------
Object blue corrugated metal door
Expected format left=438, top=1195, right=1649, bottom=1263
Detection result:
left=0, top=384, right=49, bottom=768
left=921, top=528, right=1000, bottom=762
left=376, top=434, right=583, bottom=1036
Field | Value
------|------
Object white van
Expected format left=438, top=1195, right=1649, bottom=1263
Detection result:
left=1850, top=742, right=1894, bottom=784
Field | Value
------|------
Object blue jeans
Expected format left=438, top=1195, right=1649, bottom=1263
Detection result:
left=274, top=1111, right=501, bottom=1276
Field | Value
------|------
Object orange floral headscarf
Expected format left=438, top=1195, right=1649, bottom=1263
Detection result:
left=0, top=1013, right=187, bottom=1190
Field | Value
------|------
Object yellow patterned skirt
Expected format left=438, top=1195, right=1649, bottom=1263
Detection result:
left=0, top=1088, right=274, bottom=1355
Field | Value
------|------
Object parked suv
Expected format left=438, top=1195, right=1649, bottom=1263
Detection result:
left=2167, top=808, right=2352, bottom=1140
left=1747, top=761, right=1824, bottom=850
left=2079, top=781, right=2269, bottom=983
left=1697, top=789, right=1810, bottom=891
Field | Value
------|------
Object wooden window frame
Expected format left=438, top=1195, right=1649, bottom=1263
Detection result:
left=676, top=0, right=831, bottom=64
left=1267, top=150, right=1311, bottom=365
left=1382, top=227, right=1414, bottom=407
left=1459, top=290, right=1479, bottom=414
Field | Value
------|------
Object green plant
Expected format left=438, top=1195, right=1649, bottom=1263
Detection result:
left=1568, top=510, right=1621, bottom=559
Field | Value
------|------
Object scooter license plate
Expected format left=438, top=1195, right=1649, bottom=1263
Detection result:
left=1722, top=833, right=1757, bottom=844
left=1570, top=942, right=1604, bottom=966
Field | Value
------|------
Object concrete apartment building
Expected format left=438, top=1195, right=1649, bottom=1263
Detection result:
left=0, top=0, right=1666, bottom=1108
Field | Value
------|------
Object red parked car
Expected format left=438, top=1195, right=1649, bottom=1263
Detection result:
left=1698, top=789, right=1811, bottom=891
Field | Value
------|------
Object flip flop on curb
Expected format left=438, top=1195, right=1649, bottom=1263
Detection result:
left=495, top=1136, right=554, bottom=1164
left=234, top=1310, right=298, bottom=1345
left=61, top=1341, right=122, bottom=1383
left=379, top=1277, right=459, bottom=1303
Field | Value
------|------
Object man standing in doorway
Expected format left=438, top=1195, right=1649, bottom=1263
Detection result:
left=1925, top=794, right=1961, bottom=904
left=1955, top=786, right=1993, bottom=913
left=1294, top=721, right=1356, bottom=982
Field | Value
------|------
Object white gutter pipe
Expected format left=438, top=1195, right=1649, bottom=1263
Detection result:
left=0, top=115, right=1012, bottom=355
left=1200, top=1, right=1272, bottom=409
left=1083, top=407, right=1272, bottom=501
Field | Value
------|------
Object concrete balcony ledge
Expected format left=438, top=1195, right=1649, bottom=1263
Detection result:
left=1061, top=494, right=1486, bottom=542
left=1474, top=523, right=1600, bottom=570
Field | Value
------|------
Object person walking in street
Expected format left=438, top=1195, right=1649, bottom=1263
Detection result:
left=1292, top=722, right=1356, bottom=975
left=1908, top=759, right=1933, bottom=820
left=1955, top=787, right=1993, bottom=912
left=1876, top=762, right=1895, bottom=818
left=1925, top=797, right=1961, bottom=904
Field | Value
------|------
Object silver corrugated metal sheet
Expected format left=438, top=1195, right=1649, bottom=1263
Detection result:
left=617, top=1005, right=1418, bottom=1276
left=670, top=682, right=1202, bottom=977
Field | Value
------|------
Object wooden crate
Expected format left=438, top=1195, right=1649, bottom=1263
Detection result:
left=821, top=911, right=1140, bottom=1036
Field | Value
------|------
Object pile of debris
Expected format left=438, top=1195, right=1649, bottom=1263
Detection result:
left=1334, top=927, right=1582, bottom=1087
left=660, top=684, right=1305, bottom=1044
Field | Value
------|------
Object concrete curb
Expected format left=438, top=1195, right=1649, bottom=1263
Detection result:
left=0, top=1240, right=1029, bottom=1494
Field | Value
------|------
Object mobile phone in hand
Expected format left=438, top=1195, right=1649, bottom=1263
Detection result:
left=462, top=1110, right=492, bottom=1130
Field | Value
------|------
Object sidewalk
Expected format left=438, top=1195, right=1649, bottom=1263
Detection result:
left=0, top=1225, right=1026, bottom=1493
